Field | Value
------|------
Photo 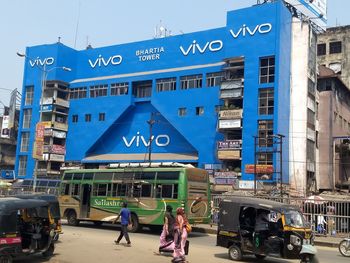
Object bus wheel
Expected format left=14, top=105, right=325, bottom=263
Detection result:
left=127, top=214, right=139, bottom=233
left=228, top=244, right=242, bottom=261
left=0, top=255, right=12, bottom=263
left=67, top=211, right=79, bottom=226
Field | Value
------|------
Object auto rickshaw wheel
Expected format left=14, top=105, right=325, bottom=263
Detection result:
left=228, top=245, right=242, bottom=261
left=0, top=255, right=12, bottom=263
left=43, top=243, right=55, bottom=258
left=67, top=211, right=79, bottom=226
left=300, top=254, right=319, bottom=263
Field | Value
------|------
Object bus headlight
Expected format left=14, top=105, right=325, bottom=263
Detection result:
left=290, top=235, right=301, bottom=246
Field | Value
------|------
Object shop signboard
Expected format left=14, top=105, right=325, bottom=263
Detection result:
left=218, top=150, right=240, bottom=159
left=1, top=115, right=10, bottom=138
left=219, top=109, right=243, bottom=119
left=217, top=140, right=241, bottom=150
left=218, top=119, right=241, bottom=129
left=245, top=164, right=274, bottom=174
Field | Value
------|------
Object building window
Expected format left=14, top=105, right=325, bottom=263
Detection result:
left=307, top=109, right=315, bottom=128
left=180, top=74, right=202, bottom=89
left=24, top=86, right=34, bottom=105
left=178, top=108, right=187, bottom=117
left=156, top=77, right=176, bottom=92
left=72, top=115, right=78, bottom=123
left=111, top=82, right=128, bottom=96
left=258, top=120, right=273, bottom=147
left=206, top=72, right=224, bottom=87
left=85, top=114, right=91, bottom=122
left=257, top=152, right=273, bottom=165
left=259, top=56, right=275, bottom=84
left=20, top=132, right=30, bottom=152
left=132, top=81, right=152, bottom=98
left=18, top=156, right=28, bottom=176
left=329, top=41, right=342, bottom=54
left=90, top=84, right=108, bottom=98
left=22, top=109, right=32, bottom=129
left=196, top=106, right=204, bottom=116
left=307, top=139, right=315, bottom=162
left=317, top=43, right=326, bottom=56
left=258, top=88, right=274, bottom=115
left=99, top=113, right=105, bottom=121
left=69, top=87, right=87, bottom=99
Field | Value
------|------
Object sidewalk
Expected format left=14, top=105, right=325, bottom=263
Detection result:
left=192, top=224, right=341, bottom=248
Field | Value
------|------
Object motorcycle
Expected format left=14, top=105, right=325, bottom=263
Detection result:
left=339, top=237, right=350, bottom=257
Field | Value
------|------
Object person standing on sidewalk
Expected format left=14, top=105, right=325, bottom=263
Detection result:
left=113, top=202, right=131, bottom=246
left=172, top=207, right=188, bottom=263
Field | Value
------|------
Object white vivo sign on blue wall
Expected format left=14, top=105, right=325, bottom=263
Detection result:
left=180, top=40, right=223, bottom=56
left=229, top=23, right=272, bottom=38
left=88, top=54, right=123, bottom=68
left=122, top=132, right=170, bottom=148
left=29, top=57, right=54, bottom=67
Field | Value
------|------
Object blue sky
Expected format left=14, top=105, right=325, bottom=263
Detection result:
left=0, top=0, right=347, bottom=106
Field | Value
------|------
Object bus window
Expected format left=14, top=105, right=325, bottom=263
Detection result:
left=141, top=184, right=152, bottom=197
left=94, top=172, right=113, bottom=181
left=63, top=173, right=73, bottom=180
left=61, top=183, right=70, bottom=195
left=73, top=173, right=83, bottom=180
left=134, top=172, right=156, bottom=180
left=116, top=183, right=131, bottom=197
left=93, top=183, right=109, bottom=196
left=156, top=184, right=178, bottom=199
left=157, top=172, right=179, bottom=180
left=83, top=173, right=94, bottom=180
left=72, top=184, right=80, bottom=196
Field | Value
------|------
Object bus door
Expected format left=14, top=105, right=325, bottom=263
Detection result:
left=80, top=184, right=91, bottom=218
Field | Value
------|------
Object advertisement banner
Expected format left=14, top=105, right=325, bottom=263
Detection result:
left=33, top=141, right=44, bottom=160
left=51, top=144, right=66, bottom=154
left=214, top=171, right=239, bottom=177
left=218, top=150, right=240, bottom=159
left=1, top=116, right=10, bottom=138
left=284, top=0, right=327, bottom=30
left=245, top=164, right=274, bottom=174
left=7, top=89, right=17, bottom=129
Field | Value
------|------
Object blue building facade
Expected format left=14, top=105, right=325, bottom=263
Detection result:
left=15, top=1, right=292, bottom=187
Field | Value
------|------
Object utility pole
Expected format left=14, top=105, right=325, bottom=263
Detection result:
left=147, top=113, right=156, bottom=162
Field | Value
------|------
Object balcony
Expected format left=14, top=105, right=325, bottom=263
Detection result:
left=220, top=79, right=244, bottom=99
left=219, top=109, right=243, bottom=120
left=52, top=121, right=68, bottom=131
left=44, top=129, right=66, bottom=139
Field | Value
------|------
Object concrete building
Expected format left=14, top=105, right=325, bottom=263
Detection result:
left=317, top=26, right=350, bottom=90
left=317, top=65, right=350, bottom=191
left=15, top=1, right=318, bottom=195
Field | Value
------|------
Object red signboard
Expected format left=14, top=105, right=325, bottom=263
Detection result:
left=245, top=164, right=274, bottom=174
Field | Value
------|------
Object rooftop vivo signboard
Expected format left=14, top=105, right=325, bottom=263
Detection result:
left=284, top=0, right=327, bottom=30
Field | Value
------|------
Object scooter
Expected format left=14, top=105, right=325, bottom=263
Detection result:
left=339, top=237, right=350, bottom=257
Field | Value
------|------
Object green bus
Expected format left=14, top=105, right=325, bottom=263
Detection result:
left=58, top=164, right=211, bottom=232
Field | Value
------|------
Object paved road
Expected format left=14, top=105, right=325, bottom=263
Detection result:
left=16, top=223, right=348, bottom=263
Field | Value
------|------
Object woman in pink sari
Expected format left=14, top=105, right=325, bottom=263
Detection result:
left=159, top=205, right=175, bottom=253
left=172, top=207, right=188, bottom=263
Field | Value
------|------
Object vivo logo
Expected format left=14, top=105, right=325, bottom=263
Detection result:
left=122, top=132, right=170, bottom=148
left=229, top=23, right=272, bottom=38
left=29, top=57, right=54, bottom=67
left=88, top=54, right=123, bottom=68
left=180, top=40, right=223, bottom=56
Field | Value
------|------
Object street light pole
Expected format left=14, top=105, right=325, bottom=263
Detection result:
left=17, top=52, right=71, bottom=191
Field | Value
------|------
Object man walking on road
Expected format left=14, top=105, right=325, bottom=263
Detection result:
left=114, top=202, right=131, bottom=246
